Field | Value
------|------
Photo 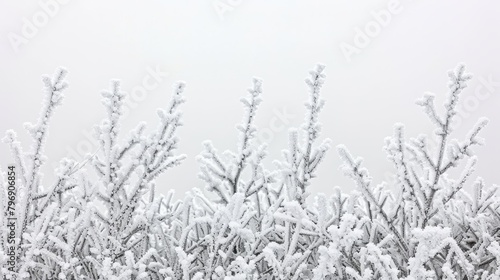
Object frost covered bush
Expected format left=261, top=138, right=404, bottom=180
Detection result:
left=1, top=64, right=499, bottom=279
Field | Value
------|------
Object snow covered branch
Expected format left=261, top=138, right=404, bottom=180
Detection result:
left=1, top=64, right=499, bottom=279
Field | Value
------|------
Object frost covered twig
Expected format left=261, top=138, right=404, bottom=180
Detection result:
left=2, top=64, right=499, bottom=279
left=198, top=77, right=265, bottom=204
left=277, top=64, right=331, bottom=205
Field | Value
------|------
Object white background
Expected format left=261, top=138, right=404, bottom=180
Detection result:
left=1, top=0, right=499, bottom=200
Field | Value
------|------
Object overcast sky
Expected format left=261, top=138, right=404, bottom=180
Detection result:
left=1, top=0, right=499, bottom=201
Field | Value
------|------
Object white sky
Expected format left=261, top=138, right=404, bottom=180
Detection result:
left=1, top=0, right=499, bottom=201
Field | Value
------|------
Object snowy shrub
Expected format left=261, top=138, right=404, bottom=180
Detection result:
left=1, top=64, right=499, bottom=279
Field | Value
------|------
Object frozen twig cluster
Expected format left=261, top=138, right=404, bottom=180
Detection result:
left=1, top=64, right=499, bottom=279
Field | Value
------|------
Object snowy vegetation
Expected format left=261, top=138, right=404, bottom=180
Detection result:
left=1, top=64, right=498, bottom=279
